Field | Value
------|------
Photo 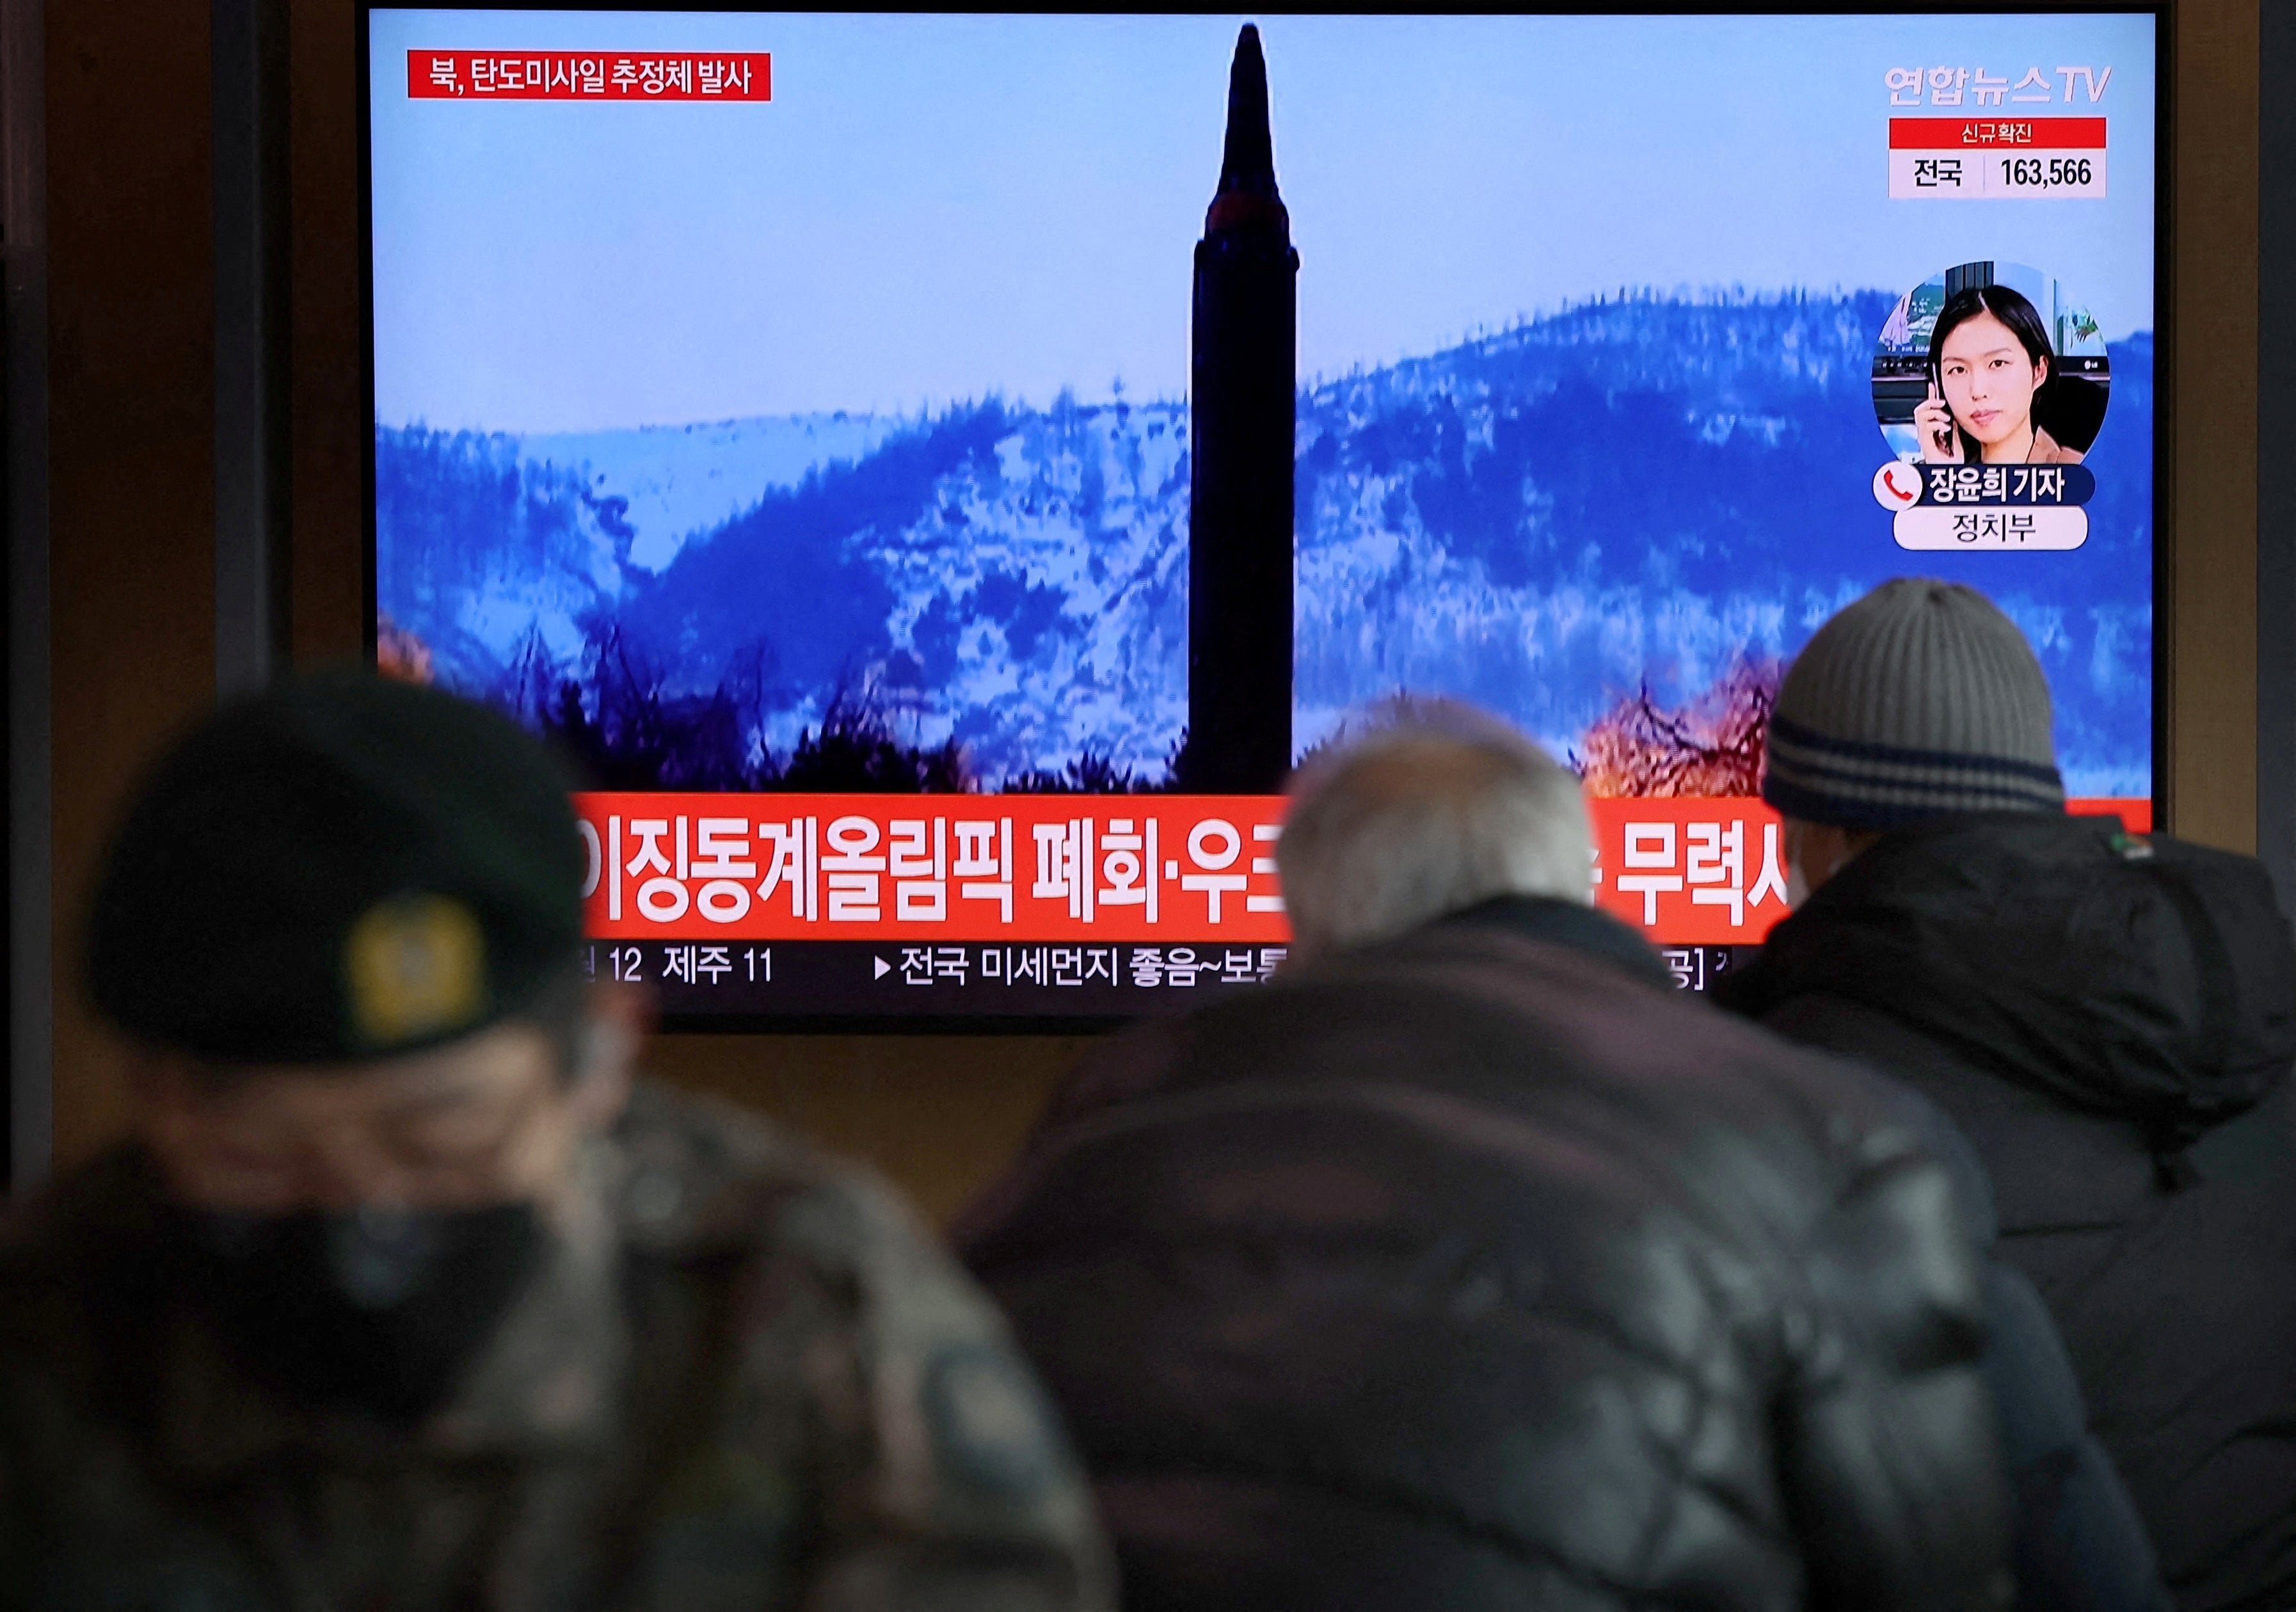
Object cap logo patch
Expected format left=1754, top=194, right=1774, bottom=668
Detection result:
left=345, top=895, right=487, bottom=1048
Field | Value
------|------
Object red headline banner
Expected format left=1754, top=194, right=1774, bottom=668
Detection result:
left=574, top=793, right=2151, bottom=948
left=1889, top=116, right=2105, bottom=148
left=577, top=794, right=1288, bottom=945
left=408, top=51, right=770, bottom=101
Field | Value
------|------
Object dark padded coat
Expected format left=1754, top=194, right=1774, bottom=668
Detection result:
left=957, top=899, right=2016, bottom=1612
left=1718, top=814, right=2296, bottom=1612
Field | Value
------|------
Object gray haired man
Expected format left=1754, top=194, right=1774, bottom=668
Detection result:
left=959, top=701, right=2018, bottom=1612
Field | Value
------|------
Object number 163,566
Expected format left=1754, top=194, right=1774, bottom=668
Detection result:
left=2000, top=156, right=2093, bottom=188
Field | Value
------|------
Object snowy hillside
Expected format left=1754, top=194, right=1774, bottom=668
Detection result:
left=376, top=289, right=2154, bottom=794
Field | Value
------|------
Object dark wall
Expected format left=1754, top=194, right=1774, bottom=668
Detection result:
left=2169, top=1, right=2262, bottom=854
left=45, top=0, right=218, bottom=1165
left=2257, top=1, right=2296, bottom=909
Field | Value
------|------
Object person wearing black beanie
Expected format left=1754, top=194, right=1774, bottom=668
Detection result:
left=0, top=671, right=1112, bottom=1612
left=1720, top=579, right=2296, bottom=1612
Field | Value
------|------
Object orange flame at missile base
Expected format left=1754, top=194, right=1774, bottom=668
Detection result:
left=1574, top=658, right=1783, bottom=799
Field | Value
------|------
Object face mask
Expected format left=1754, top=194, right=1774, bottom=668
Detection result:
left=170, top=1202, right=542, bottom=1426
left=1783, top=822, right=1833, bottom=911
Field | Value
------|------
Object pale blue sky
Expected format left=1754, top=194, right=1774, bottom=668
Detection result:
left=370, top=10, right=2156, bottom=432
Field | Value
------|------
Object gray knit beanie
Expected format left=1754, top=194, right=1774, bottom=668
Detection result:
left=1762, top=578, right=2064, bottom=829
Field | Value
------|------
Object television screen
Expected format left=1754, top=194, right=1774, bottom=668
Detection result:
left=365, top=8, right=2158, bottom=1023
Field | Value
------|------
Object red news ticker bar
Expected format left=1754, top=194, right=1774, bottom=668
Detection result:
left=577, top=792, right=1289, bottom=945
left=408, top=50, right=771, bottom=101
left=1889, top=116, right=2105, bottom=149
left=573, top=790, right=2150, bottom=950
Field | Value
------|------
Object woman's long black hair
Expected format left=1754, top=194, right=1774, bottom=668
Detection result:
left=1925, top=283, right=2057, bottom=461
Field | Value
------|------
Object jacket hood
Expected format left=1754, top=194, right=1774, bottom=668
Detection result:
left=1717, top=813, right=2296, bottom=1145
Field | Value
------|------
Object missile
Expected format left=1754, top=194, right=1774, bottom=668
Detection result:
left=1186, top=22, right=1297, bottom=794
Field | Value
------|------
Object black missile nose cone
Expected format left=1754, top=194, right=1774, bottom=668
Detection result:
left=1219, top=25, right=1277, bottom=198
left=1208, top=22, right=1286, bottom=233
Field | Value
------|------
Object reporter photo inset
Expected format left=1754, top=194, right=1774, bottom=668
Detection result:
left=1873, top=262, right=2110, bottom=466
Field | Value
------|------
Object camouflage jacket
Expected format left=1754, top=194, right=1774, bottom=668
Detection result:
left=0, top=1083, right=1113, bottom=1612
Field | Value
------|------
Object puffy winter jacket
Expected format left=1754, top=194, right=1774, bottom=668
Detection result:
left=1717, top=813, right=2296, bottom=1612
left=957, top=897, right=2016, bottom=1611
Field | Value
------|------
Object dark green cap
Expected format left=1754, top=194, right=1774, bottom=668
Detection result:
left=87, top=672, right=587, bottom=1065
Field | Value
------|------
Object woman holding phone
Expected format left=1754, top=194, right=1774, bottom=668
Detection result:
left=1913, top=283, right=2085, bottom=465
